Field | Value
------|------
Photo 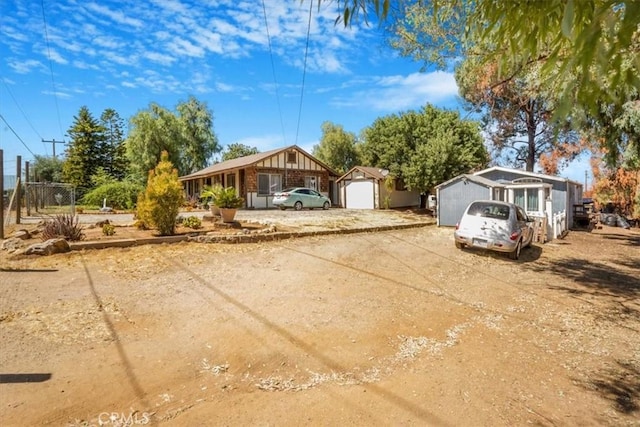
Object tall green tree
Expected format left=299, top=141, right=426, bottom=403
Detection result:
left=455, top=58, right=578, bottom=171
left=176, top=96, right=221, bottom=173
left=126, top=103, right=183, bottom=184
left=361, top=104, right=488, bottom=196
left=62, top=106, right=106, bottom=190
left=312, top=121, right=361, bottom=173
left=100, top=108, right=129, bottom=181
left=126, top=97, right=220, bottom=183
left=32, top=155, right=64, bottom=182
left=221, top=143, right=260, bottom=161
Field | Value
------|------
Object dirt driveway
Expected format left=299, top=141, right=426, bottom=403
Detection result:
left=1, top=216, right=639, bottom=426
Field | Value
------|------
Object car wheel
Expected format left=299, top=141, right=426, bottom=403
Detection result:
left=508, top=240, right=522, bottom=260
left=455, top=241, right=464, bottom=249
left=322, top=201, right=330, bottom=210
left=294, top=201, right=303, bottom=211
left=278, top=206, right=286, bottom=211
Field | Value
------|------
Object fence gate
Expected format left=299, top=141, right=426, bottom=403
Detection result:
left=24, top=182, right=76, bottom=217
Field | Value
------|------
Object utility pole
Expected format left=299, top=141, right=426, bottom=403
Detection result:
left=16, top=155, right=21, bottom=224
left=42, top=138, right=66, bottom=157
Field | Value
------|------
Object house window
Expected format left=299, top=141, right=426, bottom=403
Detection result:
left=287, top=151, right=297, bottom=164
left=514, top=189, right=525, bottom=208
left=258, top=173, right=282, bottom=195
left=304, top=176, right=318, bottom=191
left=513, top=188, right=540, bottom=212
left=527, top=190, right=539, bottom=212
left=226, top=173, right=236, bottom=189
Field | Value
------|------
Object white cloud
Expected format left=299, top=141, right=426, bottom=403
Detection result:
left=8, top=59, right=44, bottom=74
left=93, top=36, right=125, bottom=50
left=215, top=82, right=234, bottom=92
left=167, top=37, right=205, bottom=58
left=333, top=71, right=459, bottom=112
left=42, top=90, right=72, bottom=99
left=191, top=30, right=224, bottom=54
left=72, top=60, right=100, bottom=70
left=144, top=51, right=177, bottom=66
left=44, top=48, right=68, bottom=65
left=85, top=3, right=145, bottom=29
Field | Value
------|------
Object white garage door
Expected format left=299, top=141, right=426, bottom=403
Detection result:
left=345, top=180, right=375, bottom=209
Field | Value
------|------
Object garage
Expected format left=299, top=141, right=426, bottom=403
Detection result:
left=344, top=179, right=375, bottom=209
left=337, top=166, right=421, bottom=209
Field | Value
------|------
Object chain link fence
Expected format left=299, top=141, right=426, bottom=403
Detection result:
left=3, top=182, right=76, bottom=229
left=25, top=182, right=76, bottom=216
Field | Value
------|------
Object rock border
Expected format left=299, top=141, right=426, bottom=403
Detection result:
left=68, top=222, right=434, bottom=251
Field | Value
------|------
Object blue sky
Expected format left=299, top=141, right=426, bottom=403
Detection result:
left=0, top=0, right=589, bottom=184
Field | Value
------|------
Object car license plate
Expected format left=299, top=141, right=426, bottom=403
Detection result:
left=473, top=238, right=488, bottom=248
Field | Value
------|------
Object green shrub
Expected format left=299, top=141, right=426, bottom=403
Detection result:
left=81, top=181, right=143, bottom=210
left=102, top=223, right=116, bottom=236
left=182, top=215, right=202, bottom=229
left=41, top=214, right=85, bottom=241
left=136, top=151, right=183, bottom=236
left=213, top=186, right=244, bottom=208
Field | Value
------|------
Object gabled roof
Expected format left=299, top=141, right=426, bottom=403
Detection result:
left=475, top=166, right=582, bottom=185
left=337, top=166, right=390, bottom=182
left=180, top=145, right=339, bottom=180
left=435, top=173, right=505, bottom=189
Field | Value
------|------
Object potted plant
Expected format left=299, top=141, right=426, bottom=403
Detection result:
left=213, top=187, right=244, bottom=223
left=201, top=184, right=223, bottom=216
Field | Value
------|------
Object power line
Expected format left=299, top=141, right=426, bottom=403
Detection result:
left=1, top=78, right=46, bottom=152
left=294, top=0, right=313, bottom=146
left=41, top=0, right=65, bottom=138
left=0, top=113, right=37, bottom=157
left=261, top=0, right=288, bottom=145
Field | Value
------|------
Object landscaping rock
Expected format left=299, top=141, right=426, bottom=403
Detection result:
left=25, top=238, right=71, bottom=256
left=1, top=237, right=27, bottom=253
left=12, top=229, right=32, bottom=240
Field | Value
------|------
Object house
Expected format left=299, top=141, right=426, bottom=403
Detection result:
left=179, top=145, right=340, bottom=209
left=435, top=166, right=583, bottom=240
left=337, top=166, right=421, bottom=209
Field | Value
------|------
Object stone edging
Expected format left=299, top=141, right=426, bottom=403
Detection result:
left=69, top=222, right=433, bottom=251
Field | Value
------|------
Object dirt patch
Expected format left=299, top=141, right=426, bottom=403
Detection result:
left=1, top=224, right=638, bottom=426
left=80, top=219, right=277, bottom=242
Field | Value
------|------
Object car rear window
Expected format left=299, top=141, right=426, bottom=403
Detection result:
left=467, top=202, right=510, bottom=220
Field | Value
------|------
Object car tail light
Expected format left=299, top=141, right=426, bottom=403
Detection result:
left=509, top=232, right=519, bottom=241
left=455, top=223, right=459, bottom=230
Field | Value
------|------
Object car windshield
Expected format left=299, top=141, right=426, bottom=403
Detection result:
left=467, top=202, right=510, bottom=220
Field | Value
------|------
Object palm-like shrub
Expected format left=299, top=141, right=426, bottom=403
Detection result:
left=41, top=214, right=85, bottom=241
left=213, top=186, right=244, bottom=209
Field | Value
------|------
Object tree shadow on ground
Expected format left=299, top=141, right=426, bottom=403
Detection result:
left=598, top=232, right=640, bottom=246
left=576, top=360, right=640, bottom=415
left=528, top=257, right=640, bottom=299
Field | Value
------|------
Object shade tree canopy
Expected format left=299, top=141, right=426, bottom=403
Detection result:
left=455, top=58, right=579, bottom=172
left=126, top=96, right=220, bottom=184
left=361, top=104, right=488, bottom=195
left=312, top=121, right=361, bottom=174
left=221, top=143, right=260, bottom=161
